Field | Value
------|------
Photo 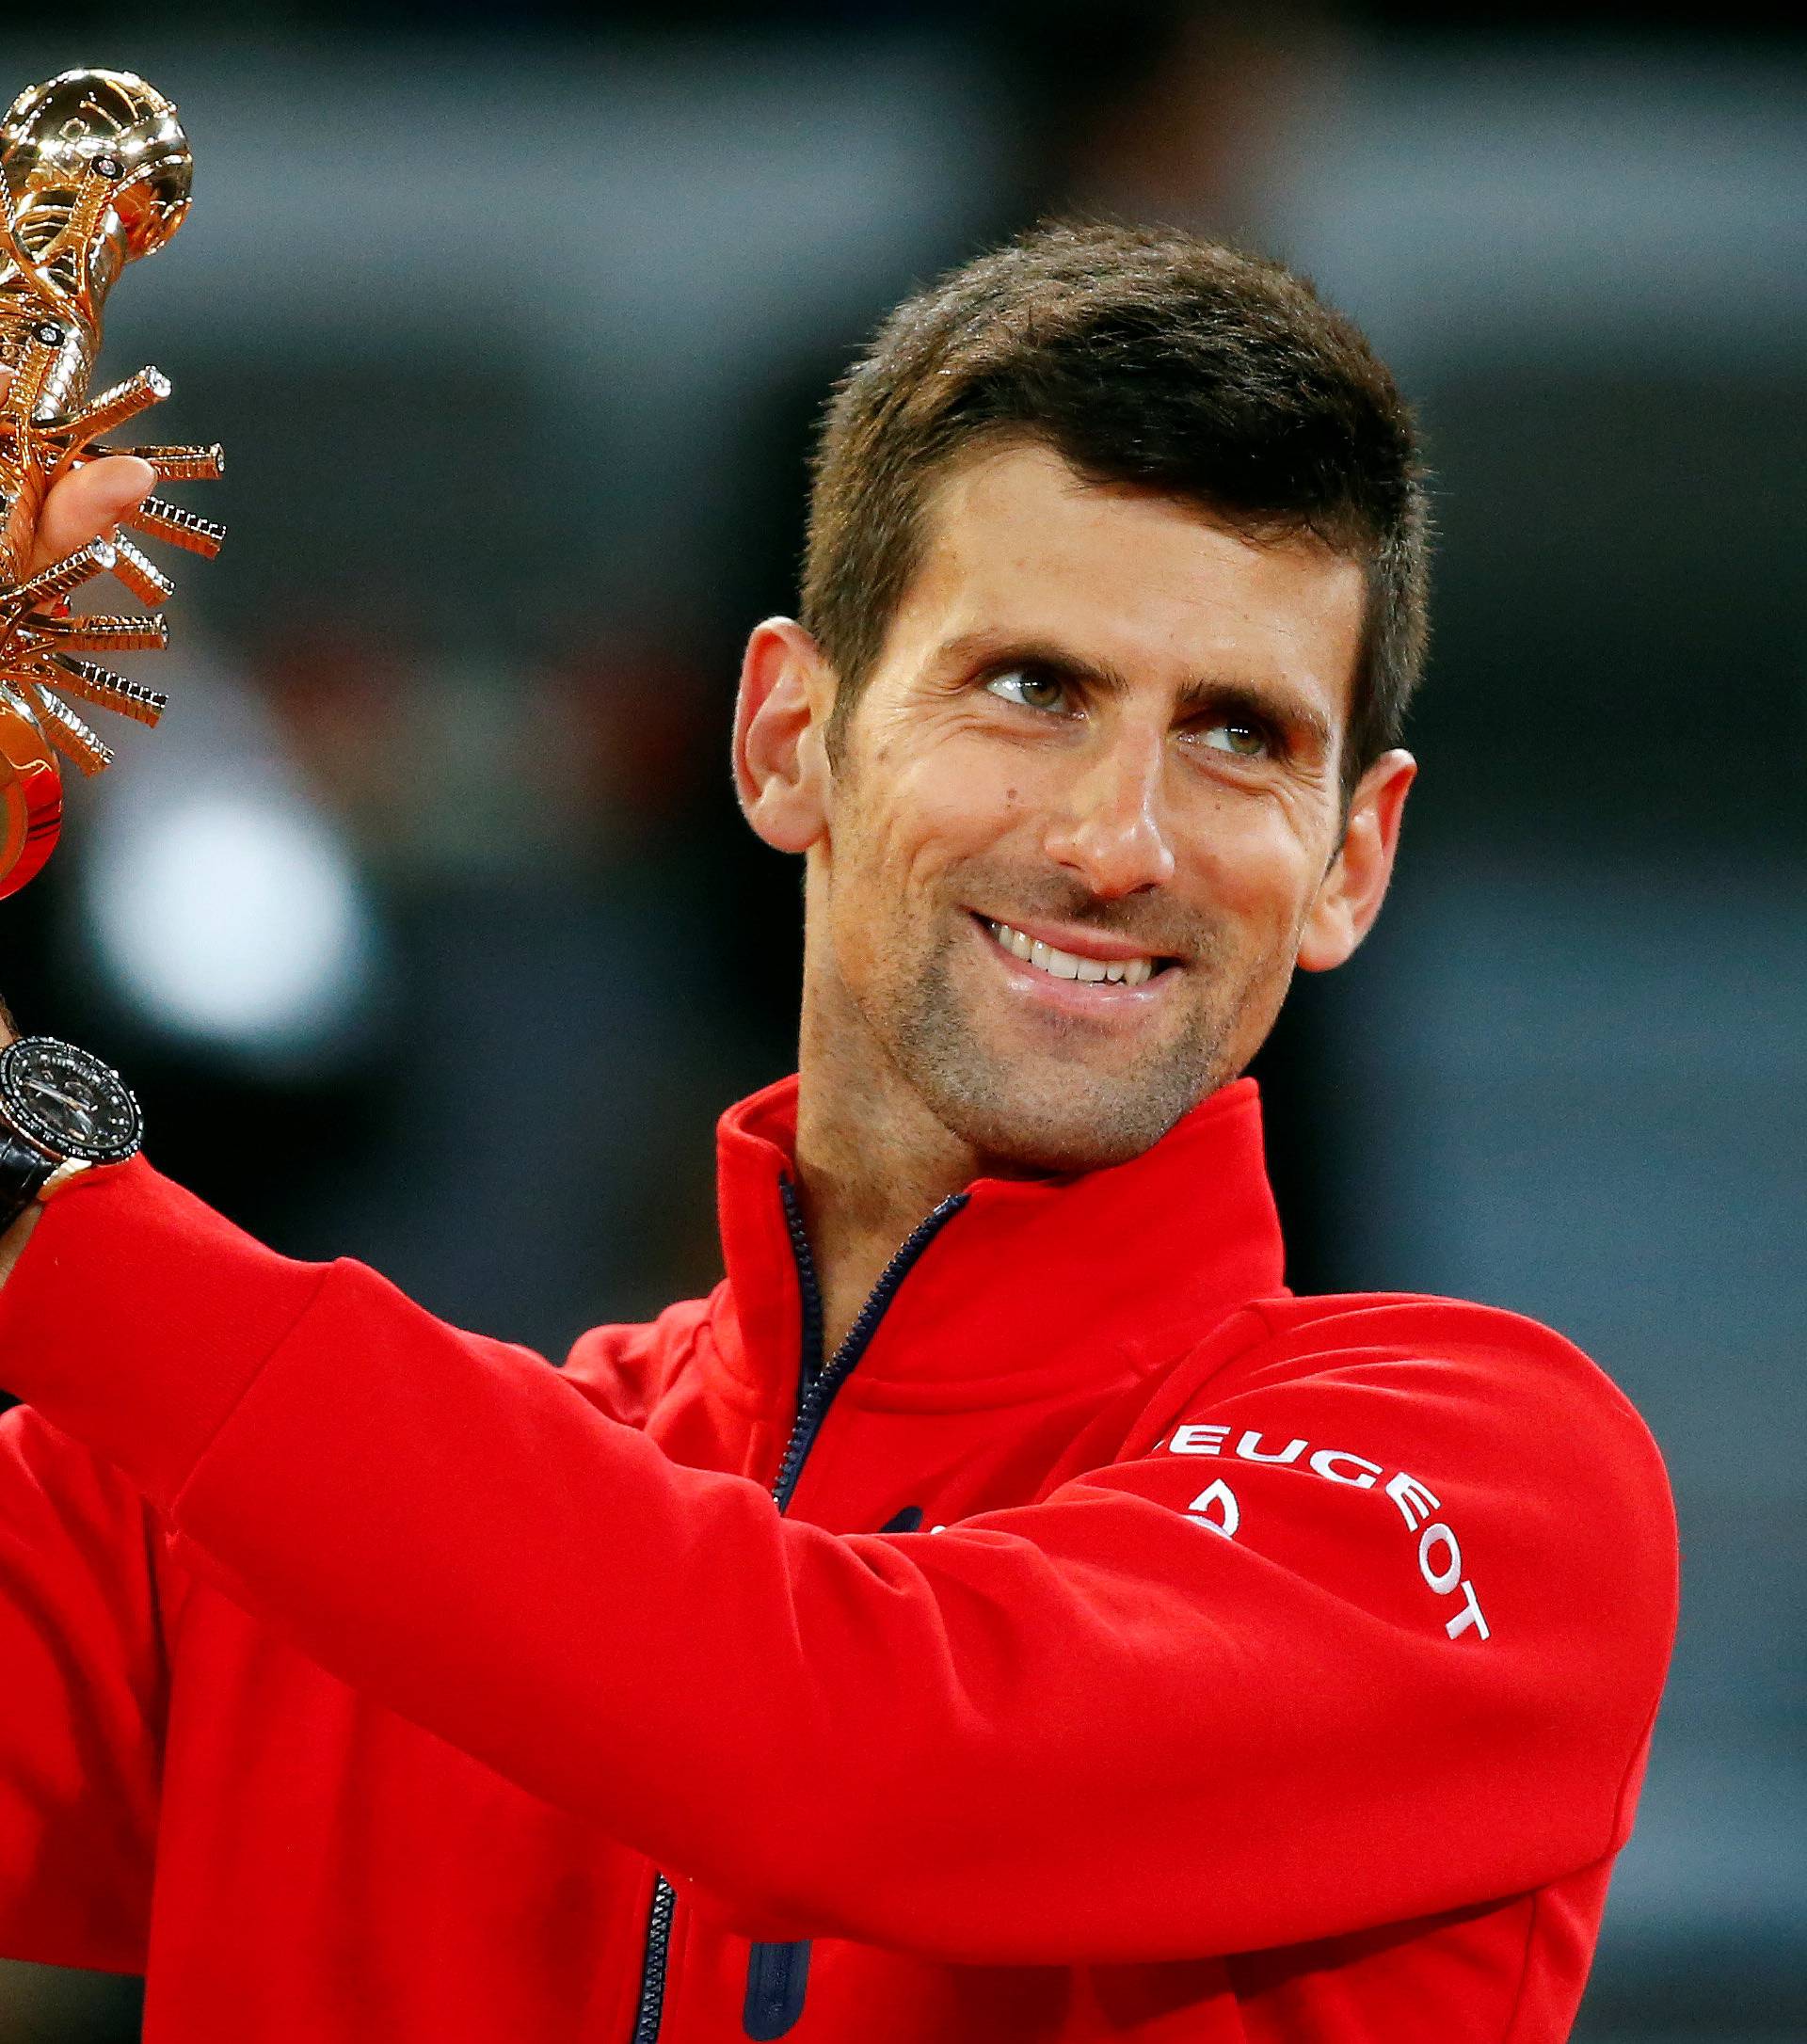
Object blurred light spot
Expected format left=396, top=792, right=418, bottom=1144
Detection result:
left=84, top=793, right=376, bottom=1063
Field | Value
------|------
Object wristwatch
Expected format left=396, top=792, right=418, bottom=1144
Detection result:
left=0, top=1036, right=144, bottom=1238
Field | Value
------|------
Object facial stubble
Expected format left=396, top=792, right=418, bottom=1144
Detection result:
left=856, top=867, right=1259, bottom=1176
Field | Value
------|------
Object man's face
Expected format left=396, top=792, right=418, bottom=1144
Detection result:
left=776, top=441, right=1402, bottom=1174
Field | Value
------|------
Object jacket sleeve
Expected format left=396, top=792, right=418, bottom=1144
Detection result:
left=0, top=1404, right=163, bottom=1972
left=0, top=1160, right=1677, bottom=1965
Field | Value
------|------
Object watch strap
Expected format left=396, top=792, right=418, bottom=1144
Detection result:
left=0, top=1123, right=56, bottom=1238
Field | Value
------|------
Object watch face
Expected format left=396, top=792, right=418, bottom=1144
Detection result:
left=0, top=1038, right=143, bottom=1164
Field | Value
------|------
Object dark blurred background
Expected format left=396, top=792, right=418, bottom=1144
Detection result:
left=0, top=4, right=1801, bottom=2038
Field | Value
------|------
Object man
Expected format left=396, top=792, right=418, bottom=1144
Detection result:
left=0, top=223, right=1675, bottom=2041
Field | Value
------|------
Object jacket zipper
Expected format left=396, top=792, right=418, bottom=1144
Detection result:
left=769, top=1178, right=967, bottom=1509
left=629, top=1875, right=676, bottom=2044
left=627, top=1177, right=967, bottom=2043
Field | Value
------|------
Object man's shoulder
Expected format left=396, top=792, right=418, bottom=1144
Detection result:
left=1141, top=1286, right=1672, bottom=1520
left=1240, top=1286, right=1613, bottom=1374
left=1241, top=1289, right=1651, bottom=1427
left=1116, top=1287, right=1678, bottom=1761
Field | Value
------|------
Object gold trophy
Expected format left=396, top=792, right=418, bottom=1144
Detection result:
left=0, top=67, right=220, bottom=897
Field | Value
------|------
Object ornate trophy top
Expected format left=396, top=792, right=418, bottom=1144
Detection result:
left=1, top=70, right=191, bottom=347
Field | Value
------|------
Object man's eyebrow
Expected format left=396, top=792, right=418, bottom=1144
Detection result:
left=935, top=631, right=1336, bottom=753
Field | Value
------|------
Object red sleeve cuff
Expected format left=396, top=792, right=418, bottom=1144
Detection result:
left=0, top=1154, right=329, bottom=1511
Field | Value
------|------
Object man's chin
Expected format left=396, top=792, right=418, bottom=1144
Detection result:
left=876, top=956, right=1239, bottom=1175
left=930, top=1067, right=1211, bottom=1178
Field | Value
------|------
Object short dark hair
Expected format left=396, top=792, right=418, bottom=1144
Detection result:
left=801, top=220, right=1430, bottom=794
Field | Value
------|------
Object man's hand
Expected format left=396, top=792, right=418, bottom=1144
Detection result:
left=0, top=371, right=154, bottom=1282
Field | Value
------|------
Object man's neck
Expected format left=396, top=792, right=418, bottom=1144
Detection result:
left=792, top=968, right=986, bottom=1359
left=792, top=1078, right=979, bottom=1362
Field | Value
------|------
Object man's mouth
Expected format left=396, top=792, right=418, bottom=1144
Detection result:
left=978, top=917, right=1170, bottom=989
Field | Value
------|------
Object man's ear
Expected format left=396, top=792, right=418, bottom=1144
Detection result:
left=733, top=617, right=836, bottom=854
left=1296, top=748, right=1416, bottom=974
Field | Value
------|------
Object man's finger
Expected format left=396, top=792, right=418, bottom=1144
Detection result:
left=2, top=368, right=158, bottom=578
left=29, top=455, right=157, bottom=576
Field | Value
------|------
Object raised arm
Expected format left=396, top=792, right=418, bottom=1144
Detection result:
left=0, top=1158, right=1677, bottom=1965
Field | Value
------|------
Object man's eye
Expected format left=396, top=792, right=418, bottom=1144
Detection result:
left=1198, top=721, right=1271, bottom=759
left=985, top=668, right=1068, bottom=713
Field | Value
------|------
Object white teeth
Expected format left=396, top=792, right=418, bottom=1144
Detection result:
left=985, top=921, right=1159, bottom=989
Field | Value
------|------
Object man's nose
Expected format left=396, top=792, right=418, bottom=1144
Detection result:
left=1041, top=727, right=1177, bottom=899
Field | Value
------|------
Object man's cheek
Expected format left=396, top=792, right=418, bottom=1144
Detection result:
left=899, top=741, right=1028, bottom=836
left=1184, top=838, right=1311, bottom=958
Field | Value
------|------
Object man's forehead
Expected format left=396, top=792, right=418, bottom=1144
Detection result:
left=894, top=442, right=1368, bottom=707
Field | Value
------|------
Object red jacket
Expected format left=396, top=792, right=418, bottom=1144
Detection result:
left=0, top=1074, right=1676, bottom=2042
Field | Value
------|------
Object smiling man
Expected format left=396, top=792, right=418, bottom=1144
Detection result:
left=0, top=224, right=1674, bottom=2042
